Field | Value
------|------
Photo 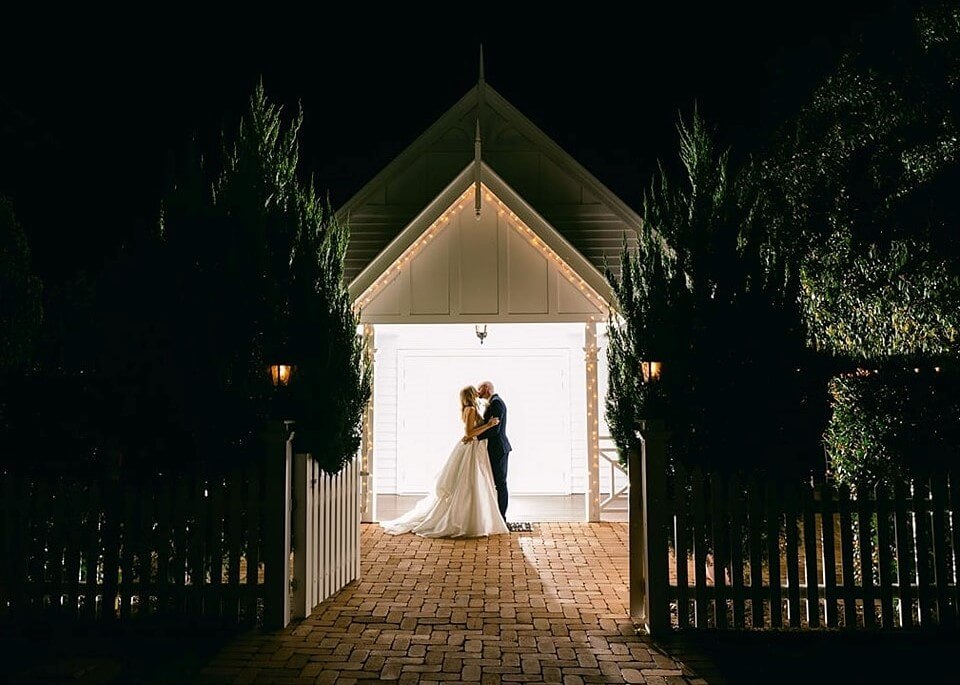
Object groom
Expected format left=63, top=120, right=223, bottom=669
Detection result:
left=476, top=381, right=511, bottom=520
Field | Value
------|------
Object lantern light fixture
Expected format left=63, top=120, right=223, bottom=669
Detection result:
left=270, top=364, right=294, bottom=387
left=641, top=360, right=662, bottom=384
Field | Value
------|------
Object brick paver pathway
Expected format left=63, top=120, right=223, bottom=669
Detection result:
left=198, top=523, right=707, bottom=684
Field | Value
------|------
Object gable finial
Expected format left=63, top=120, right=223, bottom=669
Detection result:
left=474, top=119, right=482, bottom=219
left=479, top=44, right=485, bottom=84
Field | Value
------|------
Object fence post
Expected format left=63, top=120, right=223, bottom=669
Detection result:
left=263, top=420, right=293, bottom=630
left=632, top=420, right=670, bottom=637
left=291, top=452, right=308, bottom=620
left=629, top=438, right=646, bottom=625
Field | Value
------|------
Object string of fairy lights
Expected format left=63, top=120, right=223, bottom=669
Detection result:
left=360, top=324, right=376, bottom=518
left=354, top=184, right=610, bottom=313
left=584, top=323, right=601, bottom=519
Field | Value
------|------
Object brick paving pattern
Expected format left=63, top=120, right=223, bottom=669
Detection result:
left=198, top=523, right=707, bottom=684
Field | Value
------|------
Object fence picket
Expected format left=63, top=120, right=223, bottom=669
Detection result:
left=48, top=478, right=67, bottom=616
left=156, top=478, right=172, bottom=616
left=352, top=458, right=359, bottom=581
left=765, top=480, right=783, bottom=629
left=913, top=476, right=934, bottom=626
left=819, top=483, right=838, bottom=628
left=784, top=482, right=801, bottom=628
left=62, top=481, right=83, bottom=618
left=187, top=474, right=205, bottom=619
left=245, top=462, right=261, bottom=626
left=748, top=475, right=765, bottom=628
left=119, top=483, right=136, bottom=621
left=930, top=476, right=952, bottom=627
left=138, top=479, right=154, bottom=618
left=856, top=483, right=875, bottom=629
left=892, top=480, right=915, bottom=627
left=82, top=482, right=101, bottom=620
left=711, top=472, right=729, bottom=629
left=31, top=478, right=48, bottom=611
left=337, top=467, right=344, bottom=592
left=728, top=475, right=745, bottom=629
left=310, top=459, right=323, bottom=606
left=1, top=476, right=13, bottom=615
left=837, top=484, right=856, bottom=628
left=209, top=474, right=225, bottom=621
left=101, top=480, right=121, bottom=623
left=673, top=464, right=689, bottom=629
left=226, top=465, right=243, bottom=624
left=801, top=483, right=820, bottom=628
left=875, top=484, right=894, bottom=629
left=324, top=471, right=331, bottom=600
left=172, top=476, right=190, bottom=617
left=691, top=468, right=709, bottom=627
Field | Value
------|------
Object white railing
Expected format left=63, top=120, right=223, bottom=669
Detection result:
left=599, top=435, right=629, bottom=511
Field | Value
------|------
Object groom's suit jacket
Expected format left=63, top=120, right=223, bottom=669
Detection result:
left=478, top=394, right=511, bottom=456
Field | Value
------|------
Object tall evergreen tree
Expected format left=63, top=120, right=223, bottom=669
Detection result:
left=103, top=83, right=370, bottom=472
left=606, top=113, right=818, bottom=475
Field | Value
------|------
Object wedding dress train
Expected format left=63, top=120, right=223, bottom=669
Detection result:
left=380, top=438, right=509, bottom=538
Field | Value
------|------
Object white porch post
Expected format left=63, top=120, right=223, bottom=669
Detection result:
left=360, top=323, right=376, bottom=523
left=584, top=320, right=601, bottom=522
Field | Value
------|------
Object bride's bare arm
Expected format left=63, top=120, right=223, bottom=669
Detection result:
left=462, top=408, right=500, bottom=440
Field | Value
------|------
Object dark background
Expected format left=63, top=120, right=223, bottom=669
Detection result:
left=1, top=3, right=894, bottom=285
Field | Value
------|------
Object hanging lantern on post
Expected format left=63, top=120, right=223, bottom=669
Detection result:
left=641, top=360, right=662, bottom=384
left=269, top=363, right=294, bottom=387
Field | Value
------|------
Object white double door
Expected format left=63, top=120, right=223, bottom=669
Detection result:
left=396, top=350, right=571, bottom=495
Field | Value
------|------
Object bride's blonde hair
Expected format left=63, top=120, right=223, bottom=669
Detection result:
left=460, top=385, right=478, bottom=409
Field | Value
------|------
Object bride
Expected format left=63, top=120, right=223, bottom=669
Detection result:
left=380, top=385, right=510, bottom=538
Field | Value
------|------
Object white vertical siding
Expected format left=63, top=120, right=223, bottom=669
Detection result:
left=371, top=324, right=604, bottom=496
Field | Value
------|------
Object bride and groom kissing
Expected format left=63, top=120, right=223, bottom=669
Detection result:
left=381, top=381, right=513, bottom=538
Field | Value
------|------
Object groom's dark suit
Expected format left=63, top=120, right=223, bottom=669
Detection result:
left=478, top=394, right=511, bottom=519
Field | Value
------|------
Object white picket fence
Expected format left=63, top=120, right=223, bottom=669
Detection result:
left=290, top=452, right=361, bottom=621
left=264, top=422, right=362, bottom=629
left=0, top=421, right=362, bottom=630
left=629, top=421, right=960, bottom=636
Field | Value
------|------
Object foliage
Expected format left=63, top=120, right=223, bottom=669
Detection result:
left=95, top=83, right=370, bottom=473
left=765, top=3, right=960, bottom=359
left=758, top=3, right=960, bottom=485
left=0, top=197, right=42, bottom=376
left=605, top=112, right=824, bottom=476
left=285, top=191, right=371, bottom=472
left=824, top=368, right=960, bottom=488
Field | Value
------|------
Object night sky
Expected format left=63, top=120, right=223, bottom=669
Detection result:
left=2, top=3, right=893, bottom=285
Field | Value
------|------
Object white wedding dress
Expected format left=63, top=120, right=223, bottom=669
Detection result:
left=380, top=435, right=509, bottom=538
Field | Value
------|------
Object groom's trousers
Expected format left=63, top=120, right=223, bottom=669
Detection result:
left=489, top=450, right=509, bottom=519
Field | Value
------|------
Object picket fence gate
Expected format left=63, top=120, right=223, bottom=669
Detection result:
left=0, top=421, right=360, bottom=630
left=630, top=422, right=959, bottom=636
